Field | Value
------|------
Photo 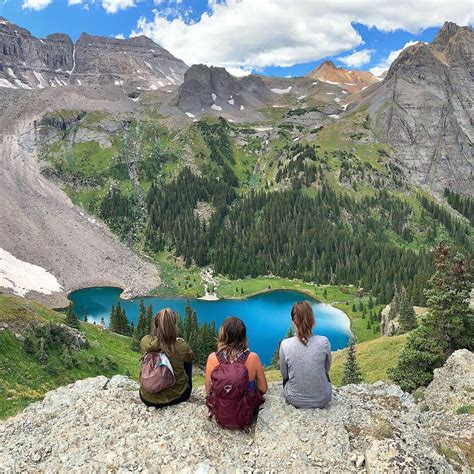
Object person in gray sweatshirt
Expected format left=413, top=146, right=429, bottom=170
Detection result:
left=279, top=301, right=332, bottom=409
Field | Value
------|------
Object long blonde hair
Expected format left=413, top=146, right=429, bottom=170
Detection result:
left=153, top=308, right=178, bottom=355
left=291, top=301, right=315, bottom=345
left=217, top=317, right=248, bottom=361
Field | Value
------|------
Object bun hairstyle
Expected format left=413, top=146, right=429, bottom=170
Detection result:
left=217, top=316, right=248, bottom=361
left=291, top=301, right=315, bottom=345
left=153, top=308, right=178, bottom=355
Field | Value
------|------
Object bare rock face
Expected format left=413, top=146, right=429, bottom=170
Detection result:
left=0, top=86, right=160, bottom=306
left=366, top=22, right=474, bottom=196
left=424, top=349, right=474, bottom=413
left=73, top=33, right=187, bottom=89
left=3, top=367, right=469, bottom=472
left=306, top=60, right=380, bottom=93
left=167, top=64, right=275, bottom=120
left=422, top=350, right=474, bottom=472
left=380, top=303, right=399, bottom=336
left=0, top=17, right=187, bottom=92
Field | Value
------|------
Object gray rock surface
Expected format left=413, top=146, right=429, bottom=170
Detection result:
left=380, top=303, right=399, bottom=336
left=0, top=86, right=160, bottom=307
left=424, top=349, right=474, bottom=413
left=3, top=351, right=473, bottom=472
left=365, top=22, right=473, bottom=195
left=421, top=349, right=474, bottom=472
left=165, top=64, right=275, bottom=121
left=0, top=16, right=186, bottom=92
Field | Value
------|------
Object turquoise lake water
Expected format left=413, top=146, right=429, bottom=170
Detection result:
left=69, top=287, right=352, bottom=365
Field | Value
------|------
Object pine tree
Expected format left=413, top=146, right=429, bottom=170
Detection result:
left=390, top=244, right=472, bottom=392
left=368, top=297, right=374, bottom=309
left=146, top=304, right=154, bottom=334
left=131, top=300, right=148, bottom=351
left=397, top=289, right=418, bottom=334
left=109, top=305, right=117, bottom=331
left=341, top=338, right=363, bottom=385
left=271, top=327, right=295, bottom=368
left=64, top=303, right=80, bottom=329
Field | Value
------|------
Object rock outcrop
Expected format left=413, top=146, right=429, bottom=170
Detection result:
left=365, top=22, right=474, bottom=195
left=2, top=350, right=472, bottom=472
left=0, top=17, right=187, bottom=92
left=306, top=60, right=380, bottom=93
left=166, top=64, right=275, bottom=120
left=421, top=350, right=474, bottom=471
left=380, top=303, right=399, bottom=336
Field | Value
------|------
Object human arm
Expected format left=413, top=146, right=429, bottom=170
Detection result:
left=205, top=353, right=218, bottom=395
left=279, top=342, right=288, bottom=382
left=250, top=353, right=268, bottom=394
left=140, top=335, right=159, bottom=354
left=178, top=338, right=194, bottom=363
left=325, top=339, right=332, bottom=375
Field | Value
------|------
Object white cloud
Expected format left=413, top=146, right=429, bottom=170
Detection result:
left=226, top=67, right=252, bottom=77
left=337, top=49, right=374, bottom=68
left=67, top=0, right=83, bottom=5
left=133, top=0, right=473, bottom=71
left=21, top=0, right=52, bottom=10
left=370, top=41, right=419, bottom=76
left=114, top=33, right=125, bottom=39
left=101, top=0, right=136, bottom=14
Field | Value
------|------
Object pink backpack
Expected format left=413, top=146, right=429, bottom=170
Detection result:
left=206, top=351, right=264, bottom=429
left=140, top=352, right=176, bottom=394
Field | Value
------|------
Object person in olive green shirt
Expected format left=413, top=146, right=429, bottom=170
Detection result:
left=139, top=308, right=194, bottom=407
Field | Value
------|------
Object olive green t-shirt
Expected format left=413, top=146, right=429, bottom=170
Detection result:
left=139, top=335, right=194, bottom=405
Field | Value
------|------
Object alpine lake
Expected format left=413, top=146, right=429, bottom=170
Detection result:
left=69, top=287, right=352, bottom=365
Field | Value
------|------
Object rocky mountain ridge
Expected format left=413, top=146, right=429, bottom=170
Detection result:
left=0, top=17, right=187, bottom=92
left=366, top=21, right=473, bottom=196
left=306, top=60, right=380, bottom=93
left=0, top=349, right=472, bottom=472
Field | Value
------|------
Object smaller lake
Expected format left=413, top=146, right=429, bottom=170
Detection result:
left=69, top=287, right=352, bottom=365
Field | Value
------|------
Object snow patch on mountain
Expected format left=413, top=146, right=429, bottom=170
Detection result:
left=0, top=248, right=63, bottom=297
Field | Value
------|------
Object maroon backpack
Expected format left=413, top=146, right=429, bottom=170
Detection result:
left=206, top=351, right=264, bottom=429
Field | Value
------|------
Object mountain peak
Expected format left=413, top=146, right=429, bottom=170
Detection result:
left=306, top=60, right=378, bottom=93
left=432, top=21, right=472, bottom=52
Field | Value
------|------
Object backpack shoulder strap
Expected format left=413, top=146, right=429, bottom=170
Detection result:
left=216, top=351, right=228, bottom=364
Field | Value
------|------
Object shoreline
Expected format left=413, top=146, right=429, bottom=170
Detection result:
left=67, top=284, right=325, bottom=304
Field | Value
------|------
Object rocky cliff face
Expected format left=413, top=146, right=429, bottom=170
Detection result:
left=166, top=64, right=275, bottom=120
left=366, top=22, right=473, bottom=196
left=307, top=60, right=380, bottom=93
left=1, top=350, right=472, bottom=472
left=0, top=17, right=187, bottom=91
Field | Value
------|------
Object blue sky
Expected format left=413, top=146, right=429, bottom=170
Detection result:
left=0, top=0, right=471, bottom=77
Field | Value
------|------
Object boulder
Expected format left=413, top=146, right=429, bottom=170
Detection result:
left=0, top=375, right=456, bottom=472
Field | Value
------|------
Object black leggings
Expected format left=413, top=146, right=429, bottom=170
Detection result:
left=140, top=362, right=193, bottom=408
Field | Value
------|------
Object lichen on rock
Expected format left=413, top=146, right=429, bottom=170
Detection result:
left=3, top=352, right=473, bottom=472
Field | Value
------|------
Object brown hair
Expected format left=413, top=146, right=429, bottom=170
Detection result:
left=291, top=301, right=315, bottom=345
left=153, top=308, right=178, bottom=355
left=217, top=317, right=248, bottom=361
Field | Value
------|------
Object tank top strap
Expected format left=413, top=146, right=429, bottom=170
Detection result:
left=215, top=351, right=228, bottom=364
left=235, top=350, right=250, bottom=364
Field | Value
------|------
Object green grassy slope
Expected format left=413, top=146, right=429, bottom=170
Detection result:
left=265, top=334, right=407, bottom=387
left=330, top=334, right=408, bottom=386
left=0, top=294, right=142, bottom=419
